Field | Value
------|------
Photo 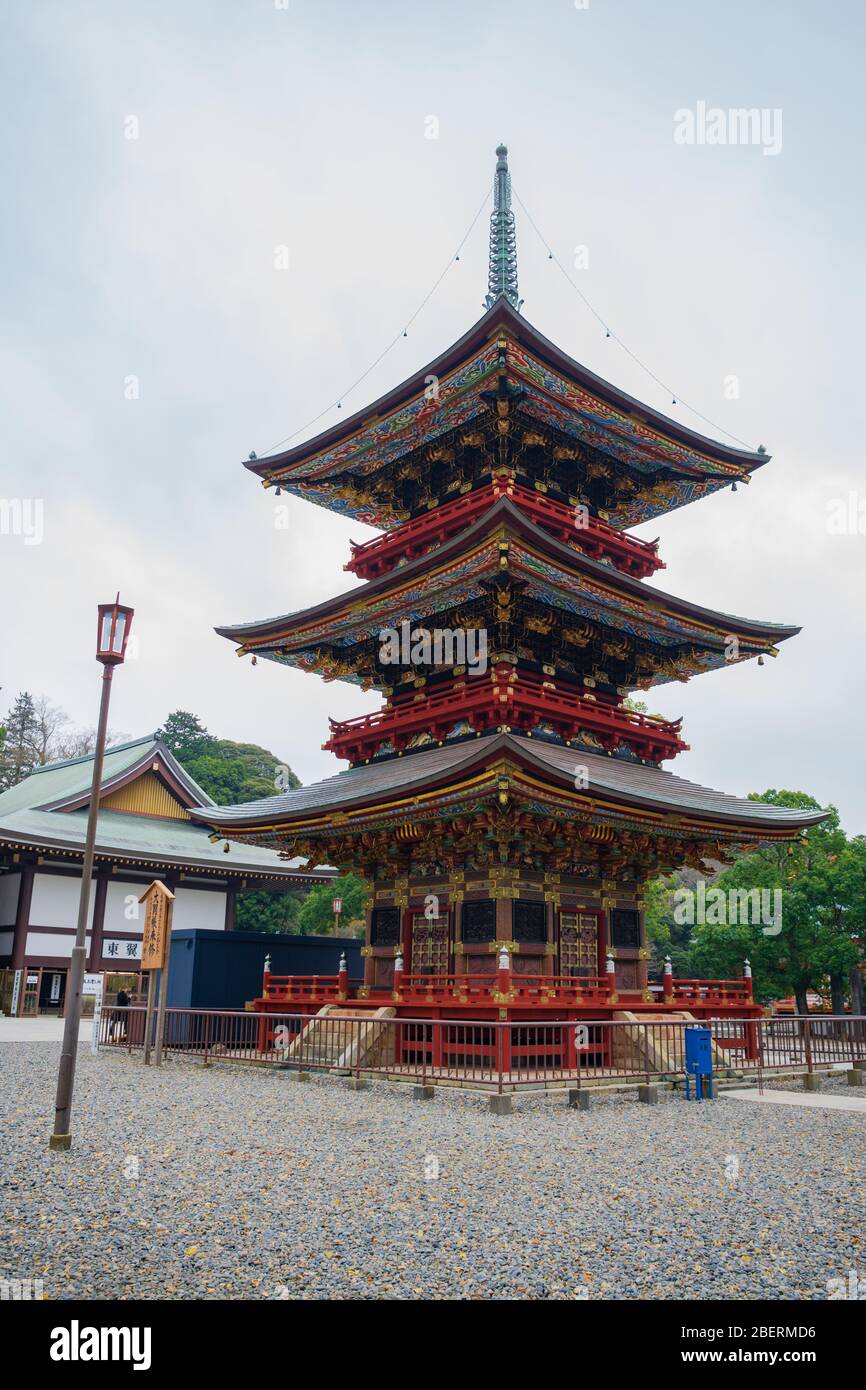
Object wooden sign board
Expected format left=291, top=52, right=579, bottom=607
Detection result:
left=139, top=880, right=175, bottom=971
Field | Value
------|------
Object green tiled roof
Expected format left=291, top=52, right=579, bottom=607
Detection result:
left=0, top=736, right=170, bottom=815
left=0, top=736, right=331, bottom=880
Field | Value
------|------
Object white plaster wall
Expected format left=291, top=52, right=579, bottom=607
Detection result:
left=26, top=931, right=93, bottom=959
left=30, top=874, right=94, bottom=930
left=102, top=880, right=147, bottom=937
left=23, top=875, right=225, bottom=950
left=172, top=886, right=225, bottom=932
left=101, top=881, right=224, bottom=934
left=0, top=872, right=21, bottom=926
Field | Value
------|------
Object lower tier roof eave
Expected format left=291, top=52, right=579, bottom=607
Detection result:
left=188, top=733, right=826, bottom=838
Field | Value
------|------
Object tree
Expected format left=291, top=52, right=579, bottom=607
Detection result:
left=623, top=695, right=665, bottom=720
left=295, top=876, right=366, bottom=937
left=155, top=711, right=301, bottom=803
left=686, top=792, right=865, bottom=1011
left=0, top=691, right=125, bottom=786
left=0, top=691, right=39, bottom=788
left=156, top=710, right=307, bottom=936
left=643, top=870, right=700, bottom=978
left=235, top=890, right=304, bottom=935
left=29, top=695, right=70, bottom=766
left=156, top=711, right=215, bottom=762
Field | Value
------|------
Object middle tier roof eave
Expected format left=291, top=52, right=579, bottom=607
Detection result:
left=215, top=496, right=800, bottom=651
left=245, top=298, right=768, bottom=486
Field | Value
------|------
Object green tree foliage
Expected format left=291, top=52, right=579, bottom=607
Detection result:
left=156, top=709, right=308, bottom=935
left=156, top=710, right=301, bottom=803
left=0, top=690, right=123, bottom=787
left=645, top=791, right=866, bottom=1011
left=156, top=710, right=213, bottom=761
left=295, top=876, right=366, bottom=937
left=623, top=695, right=665, bottom=721
left=0, top=691, right=39, bottom=788
left=235, top=890, right=304, bottom=935
left=643, top=873, right=695, bottom=977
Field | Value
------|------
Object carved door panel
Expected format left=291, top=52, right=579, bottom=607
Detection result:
left=615, top=960, right=639, bottom=992
left=559, top=911, right=599, bottom=978
left=372, top=957, right=395, bottom=989
left=410, top=910, right=451, bottom=978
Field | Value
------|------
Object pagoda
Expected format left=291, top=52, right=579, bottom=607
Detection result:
left=193, top=147, right=822, bottom=1028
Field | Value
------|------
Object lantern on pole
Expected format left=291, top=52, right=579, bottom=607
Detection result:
left=332, top=895, right=343, bottom=934
left=96, top=594, right=134, bottom=664
left=49, top=597, right=134, bottom=1151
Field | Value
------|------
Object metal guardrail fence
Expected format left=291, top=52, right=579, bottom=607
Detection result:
left=97, top=1007, right=866, bottom=1094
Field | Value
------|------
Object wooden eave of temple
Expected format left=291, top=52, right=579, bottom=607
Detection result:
left=217, top=497, right=797, bottom=768
left=217, top=498, right=796, bottom=683
left=245, top=297, right=768, bottom=532
left=189, top=731, right=824, bottom=862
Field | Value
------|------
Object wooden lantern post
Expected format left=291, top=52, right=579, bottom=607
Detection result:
left=49, top=596, right=134, bottom=1152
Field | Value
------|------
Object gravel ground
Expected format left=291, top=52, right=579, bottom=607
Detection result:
left=1, top=1043, right=863, bottom=1301
left=765, top=1070, right=866, bottom=1098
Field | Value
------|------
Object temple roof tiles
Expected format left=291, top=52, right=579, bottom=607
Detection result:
left=245, top=299, right=768, bottom=530
left=189, top=733, right=824, bottom=835
left=215, top=499, right=798, bottom=681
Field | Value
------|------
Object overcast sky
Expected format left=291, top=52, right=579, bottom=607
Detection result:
left=2, top=0, right=864, bottom=832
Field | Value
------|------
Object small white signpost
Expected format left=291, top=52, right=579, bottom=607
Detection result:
left=84, top=972, right=104, bottom=1055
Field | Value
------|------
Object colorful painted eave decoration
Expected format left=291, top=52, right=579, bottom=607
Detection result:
left=193, top=755, right=810, bottom=852
left=249, top=304, right=766, bottom=529
left=265, top=341, right=500, bottom=497
left=219, top=523, right=789, bottom=689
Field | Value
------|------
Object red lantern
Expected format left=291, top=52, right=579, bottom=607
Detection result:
left=96, top=594, right=134, bottom=665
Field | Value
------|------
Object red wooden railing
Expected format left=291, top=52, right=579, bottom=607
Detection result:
left=664, top=978, right=752, bottom=1006
left=98, top=1007, right=866, bottom=1091
left=324, top=669, right=686, bottom=765
left=262, top=975, right=365, bottom=1002
left=259, top=971, right=745, bottom=1010
left=345, top=480, right=664, bottom=581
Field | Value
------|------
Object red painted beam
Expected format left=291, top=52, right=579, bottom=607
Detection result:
left=345, top=480, right=664, bottom=581
left=324, top=669, right=687, bottom=765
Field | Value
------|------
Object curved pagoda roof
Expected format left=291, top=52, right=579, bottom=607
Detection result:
left=189, top=732, right=825, bottom=849
left=214, top=498, right=797, bottom=689
left=246, top=297, right=768, bottom=530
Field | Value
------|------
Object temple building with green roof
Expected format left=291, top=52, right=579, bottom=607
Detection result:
left=0, top=735, right=331, bottom=1015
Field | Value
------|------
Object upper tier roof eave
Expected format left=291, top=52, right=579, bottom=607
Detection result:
left=245, top=298, right=768, bottom=482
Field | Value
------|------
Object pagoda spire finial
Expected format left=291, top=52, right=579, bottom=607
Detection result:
left=485, top=143, right=522, bottom=312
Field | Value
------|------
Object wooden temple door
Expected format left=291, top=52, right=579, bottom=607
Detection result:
left=409, top=908, right=452, bottom=979
left=558, top=910, right=601, bottom=978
